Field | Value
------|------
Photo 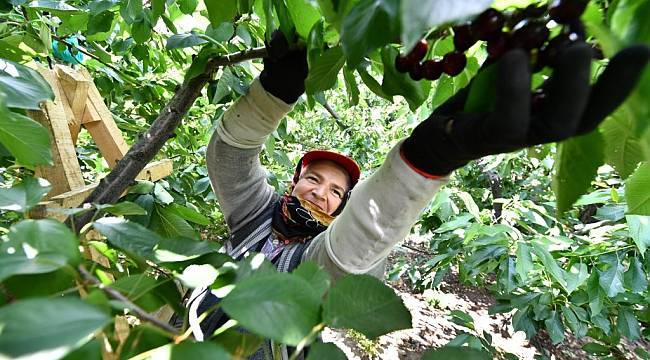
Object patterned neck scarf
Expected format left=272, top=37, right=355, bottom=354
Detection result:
left=271, top=194, right=333, bottom=244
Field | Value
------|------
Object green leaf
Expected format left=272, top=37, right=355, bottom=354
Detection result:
left=0, top=298, right=110, bottom=358
left=0, top=59, right=53, bottom=109
left=8, top=219, right=80, bottom=265
left=602, top=105, right=645, bottom=179
left=617, top=307, right=641, bottom=341
left=624, top=257, right=648, bottom=293
left=531, top=242, right=568, bottom=292
left=626, top=162, right=650, bottom=215
left=101, top=201, right=147, bottom=216
left=400, top=0, right=491, bottom=53
left=177, top=0, right=198, bottom=14
left=358, top=67, right=391, bottom=101
left=544, top=310, right=565, bottom=344
left=515, top=242, right=534, bottom=282
left=582, top=342, right=611, bottom=356
left=323, top=274, right=411, bottom=339
left=512, top=307, right=536, bottom=338
left=0, top=254, right=67, bottom=282
left=156, top=236, right=220, bottom=263
left=0, top=103, right=52, bottom=166
left=27, top=0, right=80, bottom=12
left=151, top=0, right=164, bottom=20
left=565, top=263, right=589, bottom=294
left=93, top=217, right=160, bottom=261
left=150, top=205, right=197, bottom=239
left=342, top=66, right=359, bottom=106
left=422, top=346, right=491, bottom=360
left=380, top=46, right=431, bottom=111
left=168, top=203, right=211, bottom=225
left=205, top=0, right=238, bottom=27
left=285, top=0, right=320, bottom=39
left=131, top=16, right=152, bottom=43
left=222, top=273, right=321, bottom=346
left=561, top=307, right=587, bottom=338
left=435, top=213, right=474, bottom=233
left=305, top=46, right=346, bottom=94
left=0, top=177, right=51, bottom=212
left=146, top=342, right=230, bottom=359
left=111, top=274, right=179, bottom=312
left=166, top=32, right=209, bottom=49
left=293, top=261, right=331, bottom=298
left=554, top=130, right=605, bottom=215
left=87, top=10, right=115, bottom=35
left=306, top=342, right=347, bottom=360
left=598, top=256, right=625, bottom=298
left=340, top=0, right=400, bottom=68
left=587, top=272, right=604, bottom=316
left=627, top=215, right=650, bottom=257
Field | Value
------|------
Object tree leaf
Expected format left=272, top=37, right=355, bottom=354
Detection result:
left=400, top=0, right=491, bottom=53
left=285, top=0, right=320, bottom=39
left=553, top=130, right=605, bottom=216
left=624, top=256, right=648, bottom=293
left=0, top=99, right=52, bottom=166
left=87, top=10, right=115, bottom=36
left=0, top=298, right=110, bottom=359
left=111, top=274, right=180, bottom=312
left=515, top=242, right=534, bottom=282
left=626, top=162, right=650, bottom=215
left=0, top=177, right=51, bottom=212
left=177, top=0, right=198, bottom=14
left=0, top=254, right=67, bottom=282
left=150, top=205, right=197, bottom=239
left=156, top=236, right=220, bottom=263
left=305, top=46, right=346, bottom=94
left=617, top=307, right=641, bottom=341
left=166, top=32, right=209, bottom=49
left=598, top=256, right=625, bottom=298
left=627, top=215, right=650, bottom=257
left=292, top=261, right=331, bottom=298
left=101, top=201, right=147, bottom=216
left=582, top=342, right=611, bottom=356
left=561, top=307, right=587, bottom=338
left=601, top=104, right=644, bottom=179
left=205, top=0, right=238, bottom=27
left=323, top=274, right=411, bottom=339
left=342, top=66, right=359, bottom=106
left=168, top=203, right=211, bottom=225
left=565, top=263, right=589, bottom=294
left=93, top=217, right=160, bottom=261
left=544, top=310, right=565, bottom=344
left=512, top=307, right=536, bottom=338
left=306, top=342, right=347, bottom=360
left=0, top=59, right=52, bottom=109
left=221, top=273, right=321, bottom=346
left=8, top=219, right=80, bottom=265
left=380, top=46, right=431, bottom=111
left=340, top=0, right=400, bottom=68
left=531, top=242, right=568, bottom=292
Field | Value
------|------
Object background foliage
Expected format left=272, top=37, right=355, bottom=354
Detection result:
left=0, top=0, right=649, bottom=358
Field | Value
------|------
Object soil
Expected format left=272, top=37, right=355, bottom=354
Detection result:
left=321, top=236, right=650, bottom=360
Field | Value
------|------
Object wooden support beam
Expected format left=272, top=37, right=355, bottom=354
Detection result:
left=28, top=68, right=85, bottom=199
left=56, top=65, right=90, bottom=144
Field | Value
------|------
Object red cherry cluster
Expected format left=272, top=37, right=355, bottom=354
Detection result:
left=395, top=0, right=590, bottom=84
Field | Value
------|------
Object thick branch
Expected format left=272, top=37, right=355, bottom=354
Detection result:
left=68, top=47, right=267, bottom=231
left=78, top=265, right=179, bottom=335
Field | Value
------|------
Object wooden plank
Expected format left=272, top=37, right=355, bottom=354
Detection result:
left=78, top=68, right=129, bottom=168
left=56, top=66, right=90, bottom=143
left=137, top=159, right=173, bottom=182
left=28, top=67, right=85, bottom=198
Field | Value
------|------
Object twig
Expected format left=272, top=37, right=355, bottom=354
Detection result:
left=68, top=46, right=267, bottom=231
left=400, top=244, right=434, bottom=256
left=322, top=100, right=340, bottom=120
left=51, top=35, right=123, bottom=75
left=78, top=265, right=179, bottom=335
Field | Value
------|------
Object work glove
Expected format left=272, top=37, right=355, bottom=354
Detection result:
left=401, top=44, right=650, bottom=177
left=259, top=30, right=309, bottom=104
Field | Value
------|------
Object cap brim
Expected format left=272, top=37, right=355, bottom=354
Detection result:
left=302, top=150, right=360, bottom=185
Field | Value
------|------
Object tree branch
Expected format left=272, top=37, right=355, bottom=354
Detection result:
left=78, top=265, right=179, bottom=335
left=68, top=47, right=267, bottom=231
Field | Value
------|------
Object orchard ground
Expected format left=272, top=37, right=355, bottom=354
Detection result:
left=322, top=234, right=650, bottom=360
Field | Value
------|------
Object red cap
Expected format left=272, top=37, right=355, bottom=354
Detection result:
left=297, top=150, right=361, bottom=186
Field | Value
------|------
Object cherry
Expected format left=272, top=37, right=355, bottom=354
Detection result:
left=549, top=0, right=588, bottom=24
left=487, top=32, right=509, bottom=59
left=409, top=63, right=424, bottom=81
left=565, top=19, right=586, bottom=40
left=407, top=39, right=428, bottom=62
left=510, top=20, right=550, bottom=51
left=422, top=59, right=443, bottom=80
left=473, top=8, right=506, bottom=41
left=506, top=9, right=526, bottom=30
left=453, top=24, right=476, bottom=52
left=442, top=51, right=467, bottom=76
left=395, top=54, right=413, bottom=73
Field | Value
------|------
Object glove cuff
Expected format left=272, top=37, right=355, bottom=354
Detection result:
left=398, top=146, right=446, bottom=179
